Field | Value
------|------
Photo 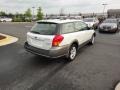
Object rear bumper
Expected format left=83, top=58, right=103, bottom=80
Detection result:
left=24, top=42, right=69, bottom=58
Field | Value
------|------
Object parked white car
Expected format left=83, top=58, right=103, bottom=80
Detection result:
left=83, top=18, right=99, bottom=29
left=0, top=17, right=12, bottom=22
left=24, top=20, right=96, bottom=61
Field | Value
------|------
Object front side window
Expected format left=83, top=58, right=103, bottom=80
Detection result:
left=61, top=23, right=74, bottom=34
left=31, top=22, right=57, bottom=35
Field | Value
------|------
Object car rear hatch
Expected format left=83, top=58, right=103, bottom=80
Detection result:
left=27, top=22, right=59, bottom=50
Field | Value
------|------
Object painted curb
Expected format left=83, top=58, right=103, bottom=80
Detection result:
left=0, top=33, right=18, bottom=46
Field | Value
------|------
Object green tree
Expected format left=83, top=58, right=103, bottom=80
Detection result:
left=0, top=11, right=6, bottom=16
left=8, top=13, right=14, bottom=18
left=25, top=8, right=32, bottom=21
left=12, top=12, right=25, bottom=22
left=37, top=7, right=43, bottom=20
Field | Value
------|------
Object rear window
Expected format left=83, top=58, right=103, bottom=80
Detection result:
left=31, top=22, right=57, bottom=35
left=103, top=19, right=117, bottom=23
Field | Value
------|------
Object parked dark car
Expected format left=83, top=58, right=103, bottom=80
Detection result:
left=99, top=18, right=119, bottom=33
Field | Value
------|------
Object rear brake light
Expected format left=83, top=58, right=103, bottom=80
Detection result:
left=52, top=35, right=64, bottom=47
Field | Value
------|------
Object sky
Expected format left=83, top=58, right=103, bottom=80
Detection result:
left=0, top=0, right=120, bottom=14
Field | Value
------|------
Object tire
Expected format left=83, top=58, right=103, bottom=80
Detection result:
left=98, top=28, right=101, bottom=33
left=118, top=26, right=120, bottom=30
left=116, top=28, right=120, bottom=33
left=89, top=35, right=95, bottom=45
left=99, top=30, right=101, bottom=33
left=66, top=44, right=77, bottom=61
left=115, top=29, right=118, bottom=33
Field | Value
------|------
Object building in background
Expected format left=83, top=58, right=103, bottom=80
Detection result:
left=107, top=9, right=120, bottom=18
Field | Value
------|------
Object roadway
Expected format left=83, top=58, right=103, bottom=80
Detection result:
left=0, top=22, right=120, bottom=90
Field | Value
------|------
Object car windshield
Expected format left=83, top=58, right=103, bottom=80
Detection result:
left=83, top=18, right=94, bottom=22
left=103, top=19, right=117, bottom=23
left=31, top=22, right=57, bottom=35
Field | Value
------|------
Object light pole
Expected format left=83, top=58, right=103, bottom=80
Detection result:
left=32, top=7, right=35, bottom=20
left=102, top=4, right=108, bottom=17
left=60, top=8, right=64, bottom=16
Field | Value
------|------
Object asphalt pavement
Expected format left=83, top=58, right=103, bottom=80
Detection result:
left=0, top=22, right=120, bottom=90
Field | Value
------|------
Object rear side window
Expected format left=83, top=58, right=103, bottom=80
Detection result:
left=61, top=23, right=74, bottom=34
left=31, top=22, right=57, bottom=35
left=75, top=21, right=88, bottom=31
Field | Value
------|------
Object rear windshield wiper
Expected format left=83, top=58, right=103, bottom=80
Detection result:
left=31, top=31, right=41, bottom=34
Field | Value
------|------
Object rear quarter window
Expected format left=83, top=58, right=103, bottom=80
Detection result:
left=75, top=21, right=88, bottom=31
left=61, top=23, right=74, bottom=34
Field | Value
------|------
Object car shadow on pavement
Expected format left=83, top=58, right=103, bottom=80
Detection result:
left=76, top=44, right=92, bottom=56
left=26, top=44, right=93, bottom=90
left=23, top=56, right=70, bottom=90
left=0, top=42, right=91, bottom=89
left=98, top=31, right=120, bottom=35
left=2, top=53, right=71, bottom=89
left=28, top=55, right=69, bottom=67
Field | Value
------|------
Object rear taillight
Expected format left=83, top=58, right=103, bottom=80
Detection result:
left=52, top=35, right=64, bottom=47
